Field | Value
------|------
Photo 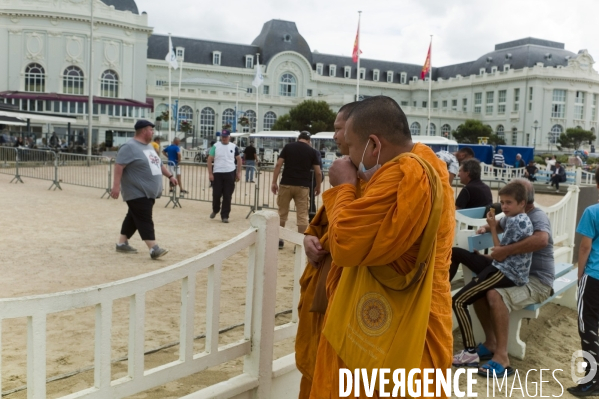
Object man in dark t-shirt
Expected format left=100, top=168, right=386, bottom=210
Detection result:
left=271, top=131, right=322, bottom=248
left=243, top=141, right=258, bottom=182
left=455, top=159, right=493, bottom=210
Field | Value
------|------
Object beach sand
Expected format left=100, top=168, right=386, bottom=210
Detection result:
left=0, top=173, right=583, bottom=398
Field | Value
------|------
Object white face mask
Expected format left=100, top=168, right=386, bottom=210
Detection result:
left=357, top=138, right=381, bottom=182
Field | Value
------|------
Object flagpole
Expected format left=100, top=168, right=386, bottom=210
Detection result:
left=177, top=50, right=184, bottom=138
left=427, top=35, right=432, bottom=135
left=168, top=33, right=172, bottom=144
left=256, top=53, right=260, bottom=132
left=356, top=11, right=362, bottom=100
left=87, top=0, right=94, bottom=158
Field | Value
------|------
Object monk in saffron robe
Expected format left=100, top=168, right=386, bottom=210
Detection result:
left=309, top=96, right=455, bottom=399
left=296, top=102, right=360, bottom=398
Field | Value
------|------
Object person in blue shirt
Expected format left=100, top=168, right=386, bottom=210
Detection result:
left=162, top=137, right=187, bottom=194
left=571, top=167, right=599, bottom=396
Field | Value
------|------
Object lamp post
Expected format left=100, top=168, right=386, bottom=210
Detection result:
left=533, top=120, right=539, bottom=152
left=234, top=81, right=239, bottom=132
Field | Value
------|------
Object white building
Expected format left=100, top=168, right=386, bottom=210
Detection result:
left=2, top=0, right=598, bottom=151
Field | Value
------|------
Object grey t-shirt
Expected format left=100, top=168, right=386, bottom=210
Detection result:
left=116, top=139, right=164, bottom=201
left=500, top=207, right=554, bottom=287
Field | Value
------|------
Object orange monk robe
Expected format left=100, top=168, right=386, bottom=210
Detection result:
left=296, top=184, right=366, bottom=399
left=309, top=143, right=455, bottom=399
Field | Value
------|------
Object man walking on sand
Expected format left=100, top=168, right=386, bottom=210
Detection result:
left=207, top=129, right=242, bottom=223
left=111, top=119, right=177, bottom=260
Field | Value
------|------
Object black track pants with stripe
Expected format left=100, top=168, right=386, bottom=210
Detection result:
left=453, top=266, right=516, bottom=349
left=578, top=274, right=599, bottom=377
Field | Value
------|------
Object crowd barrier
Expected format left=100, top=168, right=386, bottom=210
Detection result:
left=0, top=212, right=303, bottom=398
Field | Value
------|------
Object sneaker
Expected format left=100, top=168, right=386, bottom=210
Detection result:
left=222, top=218, right=229, bottom=223
left=150, top=245, right=169, bottom=260
left=250, top=180, right=255, bottom=183
left=567, top=381, right=599, bottom=396
left=180, top=190, right=188, bottom=194
left=116, top=242, right=137, bottom=253
left=556, top=189, right=560, bottom=193
left=279, top=239, right=284, bottom=249
left=452, top=349, right=479, bottom=367
left=210, top=212, right=217, bottom=219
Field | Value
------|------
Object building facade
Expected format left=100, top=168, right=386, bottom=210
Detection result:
left=2, top=0, right=598, bottom=151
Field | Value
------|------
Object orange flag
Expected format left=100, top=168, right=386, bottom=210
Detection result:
left=352, top=22, right=362, bottom=63
left=421, top=42, right=431, bottom=79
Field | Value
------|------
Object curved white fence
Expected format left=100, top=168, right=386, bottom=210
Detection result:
left=0, top=211, right=304, bottom=399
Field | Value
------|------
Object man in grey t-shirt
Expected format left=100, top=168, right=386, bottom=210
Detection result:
left=472, top=178, right=553, bottom=375
left=110, top=120, right=178, bottom=259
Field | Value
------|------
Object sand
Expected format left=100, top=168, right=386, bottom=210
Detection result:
left=0, top=172, right=585, bottom=398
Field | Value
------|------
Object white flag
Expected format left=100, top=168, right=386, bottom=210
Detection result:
left=165, top=36, right=178, bottom=70
left=252, top=62, right=263, bottom=88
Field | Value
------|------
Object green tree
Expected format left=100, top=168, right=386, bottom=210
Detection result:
left=451, top=119, right=506, bottom=145
left=557, top=127, right=596, bottom=150
left=271, top=100, right=336, bottom=134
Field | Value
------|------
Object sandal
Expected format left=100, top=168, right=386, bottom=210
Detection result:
left=478, top=360, right=514, bottom=377
left=476, top=343, right=494, bottom=361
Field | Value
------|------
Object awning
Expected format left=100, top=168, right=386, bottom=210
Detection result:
left=0, top=116, right=27, bottom=126
left=0, top=91, right=154, bottom=109
left=0, top=110, right=77, bottom=124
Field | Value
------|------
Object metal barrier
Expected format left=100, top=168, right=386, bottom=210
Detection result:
left=0, top=146, right=18, bottom=182
left=14, top=148, right=57, bottom=188
left=56, top=153, right=113, bottom=196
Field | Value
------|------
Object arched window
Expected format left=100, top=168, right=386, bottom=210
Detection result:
left=100, top=70, right=119, bottom=97
left=63, top=66, right=84, bottom=95
left=199, top=107, right=215, bottom=138
left=222, top=108, right=235, bottom=129
left=178, top=105, right=193, bottom=122
left=25, top=63, right=45, bottom=92
left=441, top=124, right=451, bottom=138
left=263, top=111, right=277, bottom=131
left=496, top=125, right=505, bottom=139
left=244, top=110, right=256, bottom=132
left=279, top=73, right=297, bottom=97
left=549, top=124, right=563, bottom=144
left=427, top=123, right=436, bottom=136
left=410, top=122, right=421, bottom=135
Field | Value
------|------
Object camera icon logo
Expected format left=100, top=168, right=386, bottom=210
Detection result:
left=571, top=350, right=597, bottom=384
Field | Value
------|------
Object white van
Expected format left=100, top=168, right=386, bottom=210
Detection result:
left=249, top=131, right=300, bottom=164
left=412, top=135, right=459, bottom=153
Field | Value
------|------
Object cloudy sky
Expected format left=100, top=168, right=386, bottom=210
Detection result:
left=138, top=0, right=599, bottom=68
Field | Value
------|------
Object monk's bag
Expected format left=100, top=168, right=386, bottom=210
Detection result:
left=322, top=152, right=443, bottom=373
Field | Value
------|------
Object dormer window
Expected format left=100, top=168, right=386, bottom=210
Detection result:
left=412, top=76, right=418, bottom=82
left=344, top=66, right=351, bottom=79
left=283, top=34, right=291, bottom=42
left=176, top=47, right=184, bottom=59
left=400, top=72, right=407, bottom=84
left=479, top=68, right=485, bottom=75
left=329, top=65, right=336, bottom=77
left=491, top=66, right=498, bottom=74
left=245, top=55, right=254, bottom=69
left=316, top=63, right=323, bottom=75
left=387, top=71, right=394, bottom=83
left=373, top=69, right=380, bottom=81
left=503, top=64, right=510, bottom=72
left=359, top=68, right=365, bottom=80
left=213, top=51, right=221, bottom=66
left=545, top=53, right=552, bottom=60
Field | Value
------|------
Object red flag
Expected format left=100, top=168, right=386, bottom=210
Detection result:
left=352, top=23, right=362, bottom=63
left=421, top=43, right=431, bottom=79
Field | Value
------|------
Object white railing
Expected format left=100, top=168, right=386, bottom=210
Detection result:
left=0, top=211, right=304, bottom=399
left=480, top=163, right=527, bottom=181
left=581, top=169, right=596, bottom=186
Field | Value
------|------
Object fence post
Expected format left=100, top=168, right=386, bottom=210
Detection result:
left=10, top=148, right=23, bottom=184
left=102, top=158, right=113, bottom=199
left=49, top=151, right=62, bottom=191
left=246, top=211, right=279, bottom=398
left=576, top=167, right=582, bottom=186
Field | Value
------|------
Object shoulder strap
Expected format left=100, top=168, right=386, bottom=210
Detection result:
left=369, top=152, right=444, bottom=291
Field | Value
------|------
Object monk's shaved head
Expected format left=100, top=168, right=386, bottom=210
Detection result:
left=346, top=96, right=411, bottom=145
left=338, top=101, right=359, bottom=120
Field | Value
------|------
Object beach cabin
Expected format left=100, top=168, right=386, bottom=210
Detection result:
left=249, top=131, right=300, bottom=164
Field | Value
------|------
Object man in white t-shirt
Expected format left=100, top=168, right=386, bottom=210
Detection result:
left=207, top=130, right=242, bottom=223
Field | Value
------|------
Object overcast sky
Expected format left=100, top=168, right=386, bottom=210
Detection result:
left=138, top=0, right=599, bottom=68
